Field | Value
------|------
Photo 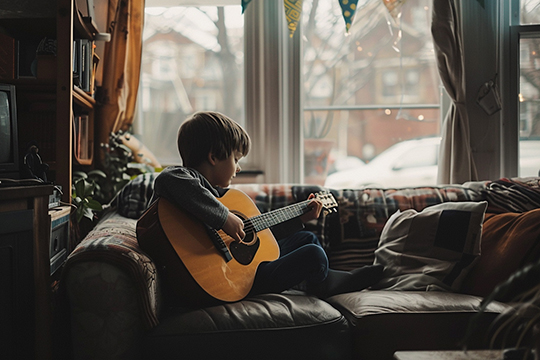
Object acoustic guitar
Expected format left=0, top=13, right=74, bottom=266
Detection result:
left=136, top=188, right=337, bottom=306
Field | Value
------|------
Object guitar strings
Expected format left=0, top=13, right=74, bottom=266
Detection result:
left=241, top=200, right=310, bottom=233
left=235, top=193, right=335, bottom=235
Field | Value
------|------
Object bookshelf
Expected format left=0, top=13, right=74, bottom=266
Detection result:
left=0, top=0, right=105, bottom=202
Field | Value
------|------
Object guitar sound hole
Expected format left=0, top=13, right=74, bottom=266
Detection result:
left=229, top=213, right=260, bottom=265
left=230, top=230, right=260, bottom=265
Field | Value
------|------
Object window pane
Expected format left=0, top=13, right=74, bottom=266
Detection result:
left=302, top=0, right=441, bottom=187
left=519, top=37, right=540, bottom=177
left=521, top=0, right=540, bottom=24
left=135, top=5, right=244, bottom=166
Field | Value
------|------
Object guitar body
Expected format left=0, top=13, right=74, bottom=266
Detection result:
left=137, top=188, right=280, bottom=306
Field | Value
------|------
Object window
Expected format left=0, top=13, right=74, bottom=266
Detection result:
left=135, top=4, right=244, bottom=166
left=136, top=0, right=441, bottom=185
left=394, top=143, right=438, bottom=170
left=302, top=0, right=441, bottom=187
left=510, top=0, right=540, bottom=177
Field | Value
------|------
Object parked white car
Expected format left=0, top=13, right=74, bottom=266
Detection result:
left=325, top=137, right=440, bottom=189
left=325, top=137, right=540, bottom=189
left=519, top=140, right=540, bottom=177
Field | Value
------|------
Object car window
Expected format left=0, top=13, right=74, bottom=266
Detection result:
left=393, top=144, right=438, bottom=170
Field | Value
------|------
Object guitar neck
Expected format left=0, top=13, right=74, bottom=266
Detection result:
left=247, top=200, right=311, bottom=232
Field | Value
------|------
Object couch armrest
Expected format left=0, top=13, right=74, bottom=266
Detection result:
left=63, top=211, right=160, bottom=359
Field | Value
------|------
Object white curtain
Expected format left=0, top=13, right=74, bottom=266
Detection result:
left=432, top=0, right=478, bottom=185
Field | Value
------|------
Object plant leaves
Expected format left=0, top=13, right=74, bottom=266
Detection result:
left=74, top=178, right=86, bottom=197
left=463, top=259, right=540, bottom=350
left=87, top=199, right=103, bottom=211
left=84, top=180, right=96, bottom=195
left=88, top=169, right=107, bottom=179
left=83, top=207, right=94, bottom=221
left=76, top=206, right=84, bottom=223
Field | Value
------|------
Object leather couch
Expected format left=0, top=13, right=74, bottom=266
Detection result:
left=60, top=176, right=540, bottom=360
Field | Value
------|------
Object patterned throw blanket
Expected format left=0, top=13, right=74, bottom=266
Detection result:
left=483, top=177, right=540, bottom=213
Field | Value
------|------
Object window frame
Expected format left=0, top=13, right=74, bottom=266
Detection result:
left=243, top=0, right=303, bottom=183
left=501, top=0, right=540, bottom=177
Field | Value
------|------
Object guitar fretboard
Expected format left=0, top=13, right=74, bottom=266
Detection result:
left=246, top=200, right=311, bottom=232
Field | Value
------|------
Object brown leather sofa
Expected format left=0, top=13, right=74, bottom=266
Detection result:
left=61, top=176, right=540, bottom=360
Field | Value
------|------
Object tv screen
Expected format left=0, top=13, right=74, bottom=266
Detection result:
left=0, top=91, right=12, bottom=162
left=0, top=84, right=19, bottom=179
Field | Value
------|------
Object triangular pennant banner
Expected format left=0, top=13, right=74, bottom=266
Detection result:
left=339, top=0, right=359, bottom=33
left=242, top=0, right=253, bottom=14
left=284, top=0, right=303, bottom=38
left=382, top=0, right=408, bottom=21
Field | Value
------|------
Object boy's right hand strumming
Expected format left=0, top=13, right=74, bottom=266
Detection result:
left=222, top=212, right=245, bottom=242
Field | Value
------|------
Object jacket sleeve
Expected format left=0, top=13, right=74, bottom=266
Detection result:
left=153, top=167, right=229, bottom=230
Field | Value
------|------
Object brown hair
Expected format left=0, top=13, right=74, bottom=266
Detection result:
left=177, top=111, right=251, bottom=167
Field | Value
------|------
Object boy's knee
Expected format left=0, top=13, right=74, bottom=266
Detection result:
left=302, top=243, right=328, bottom=268
left=295, top=231, right=321, bottom=247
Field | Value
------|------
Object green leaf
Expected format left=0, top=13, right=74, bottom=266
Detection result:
left=73, top=170, right=88, bottom=180
left=74, top=179, right=86, bottom=197
left=76, top=207, right=84, bottom=223
left=87, top=199, right=103, bottom=211
left=88, top=169, right=107, bottom=178
left=84, top=180, right=96, bottom=195
left=83, top=207, right=94, bottom=221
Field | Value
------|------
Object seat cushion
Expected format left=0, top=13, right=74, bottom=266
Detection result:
left=327, top=290, right=509, bottom=360
left=144, top=292, right=351, bottom=360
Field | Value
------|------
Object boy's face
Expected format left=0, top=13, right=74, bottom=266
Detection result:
left=211, top=150, right=243, bottom=188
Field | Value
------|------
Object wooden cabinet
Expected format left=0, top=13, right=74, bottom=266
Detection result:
left=0, top=0, right=103, bottom=202
left=0, top=185, right=54, bottom=360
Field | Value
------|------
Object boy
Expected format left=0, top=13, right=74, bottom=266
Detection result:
left=147, top=111, right=383, bottom=300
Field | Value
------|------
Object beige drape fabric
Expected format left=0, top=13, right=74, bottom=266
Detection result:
left=432, top=0, right=478, bottom=185
left=96, top=0, right=145, bottom=149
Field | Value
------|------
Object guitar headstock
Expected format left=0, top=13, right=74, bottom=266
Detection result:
left=314, top=192, right=338, bottom=214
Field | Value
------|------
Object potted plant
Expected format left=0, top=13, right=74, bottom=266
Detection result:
left=464, top=259, right=540, bottom=359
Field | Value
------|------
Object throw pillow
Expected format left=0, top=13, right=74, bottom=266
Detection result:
left=372, top=201, right=488, bottom=292
left=460, top=208, right=540, bottom=297
left=116, top=172, right=159, bottom=219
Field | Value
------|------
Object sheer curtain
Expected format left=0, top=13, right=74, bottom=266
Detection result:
left=96, top=0, right=145, bottom=148
left=432, top=0, right=478, bottom=185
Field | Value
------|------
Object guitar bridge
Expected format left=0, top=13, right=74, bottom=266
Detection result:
left=205, top=226, right=233, bottom=262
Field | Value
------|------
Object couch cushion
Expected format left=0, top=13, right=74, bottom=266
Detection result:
left=373, top=201, right=488, bottom=291
left=144, top=292, right=351, bottom=360
left=327, top=290, right=508, bottom=360
left=461, top=208, right=540, bottom=297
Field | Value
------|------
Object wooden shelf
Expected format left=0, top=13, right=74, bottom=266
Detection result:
left=74, top=7, right=94, bottom=39
left=73, top=86, right=96, bottom=109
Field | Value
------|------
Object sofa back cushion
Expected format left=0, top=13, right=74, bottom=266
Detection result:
left=115, top=175, right=485, bottom=273
left=116, top=172, right=159, bottom=219
left=325, top=186, right=484, bottom=271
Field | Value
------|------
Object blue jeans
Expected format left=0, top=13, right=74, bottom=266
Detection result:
left=249, top=231, right=329, bottom=296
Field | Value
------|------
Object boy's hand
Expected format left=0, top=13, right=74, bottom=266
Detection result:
left=299, top=194, right=323, bottom=223
left=222, top=211, right=245, bottom=242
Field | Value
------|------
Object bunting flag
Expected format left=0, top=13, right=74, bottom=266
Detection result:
left=284, top=0, right=303, bottom=38
left=242, top=0, right=253, bottom=14
left=382, top=0, right=408, bottom=21
left=339, top=0, right=359, bottom=33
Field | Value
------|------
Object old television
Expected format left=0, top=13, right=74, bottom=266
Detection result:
left=0, top=83, right=19, bottom=179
